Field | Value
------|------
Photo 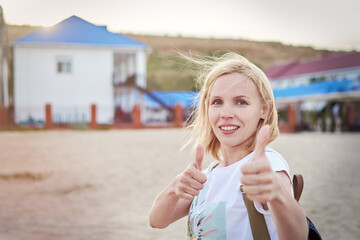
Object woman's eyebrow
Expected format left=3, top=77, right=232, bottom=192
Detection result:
left=209, top=95, right=223, bottom=99
left=210, top=95, right=250, bottom=100
left=233, top=95, right=250, bottom=99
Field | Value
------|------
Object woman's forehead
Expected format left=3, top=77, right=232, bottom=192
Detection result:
left=210, top=73, right=259, bottom=97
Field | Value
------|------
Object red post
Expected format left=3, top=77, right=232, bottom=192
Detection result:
left=0, top=104, right=8, bottom=130
left=45, top=104, right=52, bottom=129
left=174, top=103, right=184, bottom=127
left=347, top=102, right=355, bottom=126
left=288, top=103, right=297, bottom=131
left=132, top=104, right=141, bottom=128
left=90, top=104, right=98, bottom=129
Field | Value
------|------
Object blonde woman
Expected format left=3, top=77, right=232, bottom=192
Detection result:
left=149, top=53, right=308, bottom=240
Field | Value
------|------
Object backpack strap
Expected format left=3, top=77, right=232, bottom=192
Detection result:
left=239, top=174, right=304, bottom=240
left=240, top=186, right=271, bottom=240
left=211, top=163, right=306, bottom=239
left=211, top=163, right=270, bottom=239
left=293, top=174, right=304, bottom=202
left=210, top=162, right=220, bottom=172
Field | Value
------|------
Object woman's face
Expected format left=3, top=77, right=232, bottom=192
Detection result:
left=208, top=73, right=265, bottom=150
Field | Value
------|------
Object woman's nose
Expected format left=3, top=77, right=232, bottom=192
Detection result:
left=220, top=104, right=234, bottom=119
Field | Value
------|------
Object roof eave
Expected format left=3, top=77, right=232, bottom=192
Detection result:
left=270, top=66, right=360, bottom=81
left=12, top=42, right=151, bottom=51
left=275, top=89, right=360, bottom=103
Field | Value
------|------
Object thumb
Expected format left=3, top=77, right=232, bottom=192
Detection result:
left=194, top=145, right=204, bottom=170
left=253, top=125, right=270, bottom=161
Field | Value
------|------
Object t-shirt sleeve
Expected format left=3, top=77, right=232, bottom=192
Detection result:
left=265, top=148, right=291, bottom=178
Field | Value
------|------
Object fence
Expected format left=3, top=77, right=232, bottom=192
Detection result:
left=2, top=103, right=186, bottom=130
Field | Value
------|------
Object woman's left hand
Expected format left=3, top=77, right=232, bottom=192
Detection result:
left=240, top=125, right=287, bottom=204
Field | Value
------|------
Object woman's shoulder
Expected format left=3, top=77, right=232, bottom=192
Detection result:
left=204, top=161, right=221, bottom=174
left=265, top=147, right=285, bottom=159
left=264, top=147, right=289, bottom=171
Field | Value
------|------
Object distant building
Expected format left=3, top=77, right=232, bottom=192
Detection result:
left=12, top=15, right=150, bottom=125
left=266, top=52, right=360, bottom=90
left=265, top=52, right=360, bottom=131
left=142, top=91, right=198, bottom=124
left=0, top=6, right=9, bottom=108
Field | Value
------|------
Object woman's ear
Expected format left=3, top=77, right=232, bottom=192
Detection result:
left=260, top=103, right=269, bottom=120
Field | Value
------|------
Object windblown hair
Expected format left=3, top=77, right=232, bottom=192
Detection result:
left=185, top=52, right=279, bottom=161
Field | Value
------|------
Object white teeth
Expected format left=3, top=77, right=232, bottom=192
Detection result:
left=220, top=126, right=239, bottom=131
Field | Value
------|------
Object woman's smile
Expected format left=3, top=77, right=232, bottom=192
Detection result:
left=219, top=124, right=240, bottom=134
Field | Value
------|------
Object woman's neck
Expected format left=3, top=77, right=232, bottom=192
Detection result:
left=221, top=145, right=251, bottom=167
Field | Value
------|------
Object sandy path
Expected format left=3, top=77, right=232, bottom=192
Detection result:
left=0, top=129, right=359, bottom=240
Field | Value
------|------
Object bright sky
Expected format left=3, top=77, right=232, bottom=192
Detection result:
left=1, top=0, right=360, bottom=51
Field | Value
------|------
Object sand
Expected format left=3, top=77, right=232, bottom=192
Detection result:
left=0, top=129, right=359, bottom=240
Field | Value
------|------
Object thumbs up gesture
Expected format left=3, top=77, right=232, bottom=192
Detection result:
left=174, top=145, right=207, bottom=200
left=241, top=125, right=282, bottom=203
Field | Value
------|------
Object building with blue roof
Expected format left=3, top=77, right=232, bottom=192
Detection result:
left=265, top=52, right=360, bottom=132
left=12, top=15, right=151, bottom=124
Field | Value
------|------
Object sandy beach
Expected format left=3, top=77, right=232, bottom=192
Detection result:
left=0, top=129, right=359, bottom=240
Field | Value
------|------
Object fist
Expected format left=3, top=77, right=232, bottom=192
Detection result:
left=241, top=125, right=282, bottom=203
left=174, top=145, right=207, bottom=200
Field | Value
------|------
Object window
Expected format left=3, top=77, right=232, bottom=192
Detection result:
left=56, top=56, right=72, bottom=74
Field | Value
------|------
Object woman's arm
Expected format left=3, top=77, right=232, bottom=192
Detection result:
left=149, top=178, right=192, bottom=228
left=242, top=163, right=308, bottom=240
left=241, top=126, right=308, bottom=240
left=267, top=172, right=308, bottom=240
left=149, top=146, right=207, bottom=228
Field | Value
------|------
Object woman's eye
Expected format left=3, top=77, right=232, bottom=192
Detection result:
left=236, top=100, right=247, bottom=105
left=211, top=99, right=222, bottom=105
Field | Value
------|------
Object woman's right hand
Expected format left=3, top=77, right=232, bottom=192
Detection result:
left=149, top=145, right=207, bottom=228
left=174, top=145, right=207, bottom=200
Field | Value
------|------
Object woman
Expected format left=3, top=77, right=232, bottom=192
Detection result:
left=149, top=53, right=308, bottom=240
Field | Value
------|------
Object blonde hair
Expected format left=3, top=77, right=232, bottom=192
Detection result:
left=186, top=52, right=279, bottom=161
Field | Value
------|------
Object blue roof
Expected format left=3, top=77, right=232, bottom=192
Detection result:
left=12, top=16, right=149, bottom=48
left=145, top=91, right=199, bottom=108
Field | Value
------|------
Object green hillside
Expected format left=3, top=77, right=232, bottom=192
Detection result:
left=7, top=25, right=334, bottom=91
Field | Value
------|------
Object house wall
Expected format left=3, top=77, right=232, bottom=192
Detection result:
left=14, top=46, right=114, bottom=124
left=136, top=50, right=147, bottom=88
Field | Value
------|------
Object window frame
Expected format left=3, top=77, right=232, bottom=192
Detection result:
left=56, top=56, right=73, bottom=74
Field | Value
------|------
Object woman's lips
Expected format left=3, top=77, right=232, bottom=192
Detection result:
left=219, top=125, right=239, bottom=134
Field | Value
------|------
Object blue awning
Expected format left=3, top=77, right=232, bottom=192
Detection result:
left=273, top=78, right=360, bottom=101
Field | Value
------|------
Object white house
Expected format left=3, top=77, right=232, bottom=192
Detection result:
left=12, top=15, right=150, bottom=125
left=0, top=6, right=9, bottom=108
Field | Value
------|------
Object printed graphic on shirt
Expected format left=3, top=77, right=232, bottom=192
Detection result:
left=188, top=201, right=226, bottom=240
left=188, top=177, right=226, bottom=240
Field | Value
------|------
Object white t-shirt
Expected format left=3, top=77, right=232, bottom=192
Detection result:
left=187, top=147, right=291, bottom=240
